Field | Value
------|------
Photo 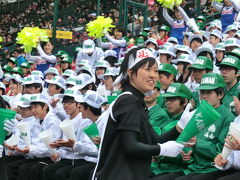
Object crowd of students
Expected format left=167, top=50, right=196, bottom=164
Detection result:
left=0, top=0, right=240, bottom=180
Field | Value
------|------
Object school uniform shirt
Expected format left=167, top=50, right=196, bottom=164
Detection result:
left=26, top=44, right=56, bottom=74
left=93, top=84, right=180, bottom=180
left=28, top=111, right=62, bottom=158
left=73, top=112, right=108, bottom=163
left=222, top=82, right=240, bottom=116
left=184, top=104, right=235, bottom=175
left=76, top=47, right=104, bottom=67
left=16, top=55, right=27, bottom=67
left=56, top=113, right=92, bottom=160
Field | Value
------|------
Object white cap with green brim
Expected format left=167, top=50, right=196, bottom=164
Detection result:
left=66, top=77, right=77, bottom=86
left=62, top=69, right=77, bottom=77
left=7, top=74, right=23, bottom=83
left=82, top=39, right=95, bottom=53
left=104, top=50, right=117, bottom=58
left=95, top=60, right=110, bottom=69
left=45, top=76, right=66, bottom=89
left=98, top=67, right=119, bottom=79
left=58, top=88, right=82, bottom=100
left=195, top=42, right=215, bottom=58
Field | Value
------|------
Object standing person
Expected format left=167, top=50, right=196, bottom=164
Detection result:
left=92, top=48, right=185, bottom=180
left=26, top=41, right=56, bottom=74
left=212, top=0, right=240, bottom=32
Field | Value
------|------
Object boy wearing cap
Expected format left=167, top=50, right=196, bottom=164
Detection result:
left=218, top=55, right=240, bottom=116
left=174, top=73, right=235, bottom=180
left=20, top=62, right=31, bottom=77
left=7, top=57, right=17, bottom=68
left=76, top=39, right=104, bottom=68
left=209, top=29, right=222, bottom=47
left=150, top=83, right=192, bottom=179
left=22, top=75, right=44, bottom=95
left=158, top=25, right=170, bottom=46
left=6, top=94, right=62, bottom=180
left=215, top=43, right=225, bottom=64
left=158, top=63, right=178, bottom=108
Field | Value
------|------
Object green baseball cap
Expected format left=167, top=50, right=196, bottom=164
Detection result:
left=198, top=73, right=225, bottom=90
left=2, top=65, right=13, bottom=72
left=197, top=15, right=206, bottom=22
left=12, top=67, right=23, bottom=75
left=217, top=55, right=240, bottom=70
left=189, top=56, right=213, bottom=70
left=123, top=36, right=130, bottom=42
left=158, top=63, right=178, bottom=77
left=159, top=25, right=170, bottom=32
left=139, top=31, right=148, bottom=37
left=20, top=62, right=30, bottom=69
left=60, top=57, right=72, bottom=64
left=135, top=38, right=145, bottom=47
left=8, top=57, right=17, bottom=64
left=161, top=83, right=192, bottom=100
left=55, top=50, right=67, bottom=56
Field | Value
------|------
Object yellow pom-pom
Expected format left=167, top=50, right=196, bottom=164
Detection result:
left=16, top=27, right=49, bottom=53
left=156, top=0, right=183, bottom=9
left=0, top=37, right=3, bottom=43
left=86, top=16, right=116, bottom=39
left=212, top=0, right=222, bottom=2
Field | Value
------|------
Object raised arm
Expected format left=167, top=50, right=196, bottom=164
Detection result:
left=229, top=0, right=240, bottom=12
left=212, top=1, right=223, bottom=12
left=37, top=44, right=56, bottom=64
left=25, top=52, right=39, bottom=63
left=163, top=7, right=174, bottom=26
left=105, top=34, right=127, bottom=47
left=177, top=6, right=190, bottom=22
left=97, top=38, right=111, bottom=49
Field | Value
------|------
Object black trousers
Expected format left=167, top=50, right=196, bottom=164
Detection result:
left=42, top=159, right=90, bottom=180
left=70, top=162, right=96, bottom=180
left=149, top=171, right=185, bottom=180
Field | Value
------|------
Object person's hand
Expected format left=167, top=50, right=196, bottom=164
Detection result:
left=15, top=147, right=29, bottom=154
left=214, top=154, right=228, bottom=167
left=51, top=98, right=60, bottom=108
left=224, top=134, right=240, bottom=150
left=234, top=96, right=240, bottom=115
left=4, top=119, right=17, bottom=135
left=4, top=143, right=16, bottom=151
left=177, top=103, right=196, bottom=130
left=181, top=150, right=192, bottom=161
left=184, top=137, right=197, bottom=148
left=92, top=137, right=101, bottom=145
left=55, top=139, right=75, bottom=148
left=159, top=141, right=184, bottom=157
left=51, top=153, right=60, bottom=162
left=49, top=140, right=62, bottom=148
left=0, top=145, right=3, bottom=158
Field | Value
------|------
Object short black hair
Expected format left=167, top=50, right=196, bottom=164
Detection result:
left=166, top=96, right=187, bottom=106
left=55, top=84, right=64, bottom=94
left=30, top=102, right=49, bottom=112
left=158, top=71, right=177, bottom=82
left=25, top=83, right=43, bottom=92
left=81, top=102, right=101, bottom=116
left=82, top=82, right=97, bottom=91
left=0, top=96, right=7, bottom=109
left=62, top=96, right=76, bottom=104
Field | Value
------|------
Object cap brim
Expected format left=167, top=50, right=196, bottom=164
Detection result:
left=82, top=47, right=94, bottom=53
left=197, top=85, right=218, bottom=90
left=15, top=102, right=30, bottom=108
left=189, top=64, right=206, bottom=70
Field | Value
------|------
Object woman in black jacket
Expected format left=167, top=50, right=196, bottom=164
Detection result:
left=93, top=47, right=184, bottom=180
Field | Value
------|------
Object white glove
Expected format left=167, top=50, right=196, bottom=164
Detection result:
left=4, top=119, right=17, bottom=135
left=186, top=18, right=200, bottom=33
left=158, top=141, right=184, bottom=157
left=178, top=103, right=196, bottom=130
left=0, top=145, right=3, bottom=158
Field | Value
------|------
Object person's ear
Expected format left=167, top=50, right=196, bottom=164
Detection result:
left=43, top=104, right=48, bottom=111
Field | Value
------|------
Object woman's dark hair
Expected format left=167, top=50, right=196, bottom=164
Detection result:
left=81, top=102, right=102, bottom=116
left=55, top=84, right=65, bottom=94
left=9, top=79, right=21, bottom=85
left=214, top=87, right=224, bottom=100
left=61, top=62, right=71, bottom=71
left=166, top=96, right=188, bottom=106
left=0, top=96, right=7, bottom=109
left=120, top=47, right=156, bottom=86
left=0, top=88, right=6, bottom=95
left=115, top=25, right=125, bottom=37
left=104, top=56, right=118, bottom=67
left=30, top=102, right=49, bottom=112
left=41, top=39, right=53, bottom=50
left=177, top=62, right=192, bottom=84
left=82, top=82, right=97, bottom=91
left=95, top=67, right=107, bottom=86
left=80, top=70, right=92, bottom=77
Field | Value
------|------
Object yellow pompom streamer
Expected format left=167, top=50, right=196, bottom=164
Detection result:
left=212, top=0, right=222, bottom=2
left=0, top=37, right=3, bottom=48
left=86, top=16, right=116, bottom=39
left=16, top=27, right=49, bottom=53
left=156, top=0, right=183, bottom=9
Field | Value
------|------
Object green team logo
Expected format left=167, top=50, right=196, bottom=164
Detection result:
left=84, top=45, right=93, bottom=48
left=223, top=57, right=236, bottom=64
left=194, top=113, right=206, bottom=131
left=52, top=77, right=57, bottom=81
left=195, top=59, right=204, bottom=65
left=30, top=95, right=37, bottom=101
left=167, top=86, right=176, bottom=93
left=204, top=124, right=216, bottom=139
left=20, top=97, right=29, bottom=102
left=201, top=77, right=215, bottom=85
left=65, top=89, right=74, bottom=95
left=97, top=62, right=104, bottom=66
left=21, top=132, right=28, bottom=137
left=225, top=40, right=234, bottom=45
left=76, top=80, right=82, bottom=85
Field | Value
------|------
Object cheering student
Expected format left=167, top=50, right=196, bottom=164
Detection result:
left=92, top=47, right=188, bottom=180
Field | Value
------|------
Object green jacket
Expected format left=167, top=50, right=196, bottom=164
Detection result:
left=148, top=104, right=170, bottom=135
left=184, top=105, right=235, bottom=175
left=151, top=112, right=187, bottom=175
left=222, top=82, right=240, bottom=116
